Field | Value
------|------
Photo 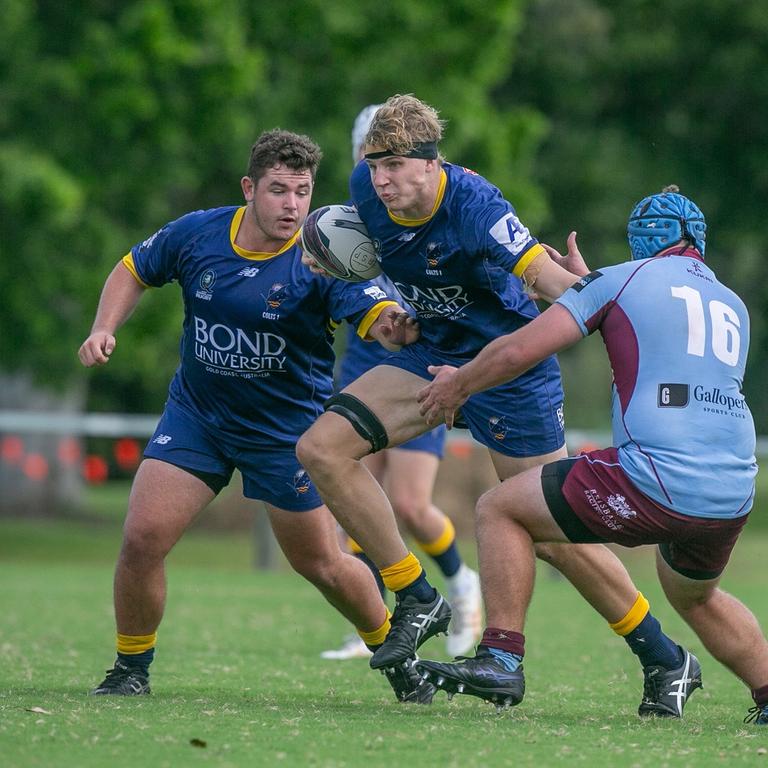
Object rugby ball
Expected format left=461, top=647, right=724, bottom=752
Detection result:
left=300, top=204, right=382, bottom=282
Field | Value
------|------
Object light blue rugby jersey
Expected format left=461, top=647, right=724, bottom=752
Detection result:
left=350, top=161, right=557, bottom=363
left=124, top=206, right=398, bottom=449
left=557, top=249, right=757, bottom=519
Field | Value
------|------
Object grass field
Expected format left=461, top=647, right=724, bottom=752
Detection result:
left=1, top=510, right=767, bottom=767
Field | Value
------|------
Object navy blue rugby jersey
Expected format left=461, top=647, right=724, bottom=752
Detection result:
left=123, top=206, right=397, bottom=448
left=350, top=161, right=549, bottom=359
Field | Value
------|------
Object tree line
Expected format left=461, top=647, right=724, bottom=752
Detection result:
left=2, top=0, right=766, bottom=429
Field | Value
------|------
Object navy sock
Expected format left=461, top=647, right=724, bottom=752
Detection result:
left=430, top=542, right=462, bottom=579
left=624, top=613, right=682, bottom=669
left=356, top=552, right=386, bottom=598
left=117, top=647, right=154, bottom=673
left=395, top=570, right=436, bottom=603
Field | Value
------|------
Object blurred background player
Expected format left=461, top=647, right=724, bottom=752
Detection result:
left=321, top=105, right=481, bottom=661
left=79, top=129, right=432, bottom=703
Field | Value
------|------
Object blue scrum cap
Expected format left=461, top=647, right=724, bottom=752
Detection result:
left=627, top=187, right=706, bottom=260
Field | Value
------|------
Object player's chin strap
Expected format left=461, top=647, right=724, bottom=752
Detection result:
left=324, top=393, right=388, bottom=453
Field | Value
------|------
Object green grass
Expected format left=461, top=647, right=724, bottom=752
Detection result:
left=1, top=515, right=767, bottom=768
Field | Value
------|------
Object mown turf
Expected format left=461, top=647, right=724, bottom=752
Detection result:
left=1, top=517, right=766, bottom=767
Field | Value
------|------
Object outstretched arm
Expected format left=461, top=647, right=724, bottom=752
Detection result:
left=526, top=232, right=590, bottom=303
left=418, top=304, right=583, bottom=426
left=78, top=261, right=146, bottom=367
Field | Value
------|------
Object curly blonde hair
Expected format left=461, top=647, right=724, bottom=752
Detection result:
left=365, top=94, right=445, bottom=156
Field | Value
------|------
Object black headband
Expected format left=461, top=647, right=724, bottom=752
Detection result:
left=364, top=141, right=438, bottom=160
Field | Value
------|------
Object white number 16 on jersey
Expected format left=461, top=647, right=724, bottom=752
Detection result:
left=671, top=285, right=740, bottom=366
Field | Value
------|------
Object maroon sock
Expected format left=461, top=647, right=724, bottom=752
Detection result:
left=752, top=683, right=768, bottom=707
left=480, top=627, right=525, bottom=657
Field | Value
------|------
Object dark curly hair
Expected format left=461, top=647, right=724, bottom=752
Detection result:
left=247, top=129, right=322, bottom=182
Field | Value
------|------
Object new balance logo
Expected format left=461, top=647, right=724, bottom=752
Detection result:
left=152, top=434, right=172, bottom=445
left=238, top=267, right=260, bottom=277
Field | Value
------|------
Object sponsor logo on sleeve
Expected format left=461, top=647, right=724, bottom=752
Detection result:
left=489, top=213, right=532, bottom=257
left=571, top=270, right=604, bottom=293
left=363, top=285, right=388, bottom=301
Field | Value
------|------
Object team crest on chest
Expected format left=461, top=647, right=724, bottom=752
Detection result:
left=262, top=282, right=290, bottom=320
left=425, top=242, right=444, bottom=276
left=196, top=269, right=216, bottom=301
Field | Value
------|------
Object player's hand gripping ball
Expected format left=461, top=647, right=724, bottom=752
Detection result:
left=300, top=205, right=382, bottom=282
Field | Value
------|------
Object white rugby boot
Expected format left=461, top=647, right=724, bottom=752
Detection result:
left=445, top=564, right=483, bottom=657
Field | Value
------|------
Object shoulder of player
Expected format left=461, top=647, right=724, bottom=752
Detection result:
left=164, top=205, right=240, bottom=241
left=443, top=162, right=501, bottom=203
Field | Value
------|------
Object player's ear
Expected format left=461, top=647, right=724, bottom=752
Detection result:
left=241, top=176, right=255, bottom=201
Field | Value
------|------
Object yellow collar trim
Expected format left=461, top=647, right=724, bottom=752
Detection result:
left=387, top=169, right=447, bottom=227
left=230, top=206, right=300, bottom=260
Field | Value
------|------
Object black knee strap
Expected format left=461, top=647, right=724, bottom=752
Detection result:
left=324, top=393, right=388, bottom=453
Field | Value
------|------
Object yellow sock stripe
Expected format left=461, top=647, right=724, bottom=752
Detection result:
left=358, top=610, right=392, bottom=647
left=609, top=592, right=650, bottom=636
left=117, top=632, right=157, bottom=655
left=380, top=551, right=423, bottom=592
left=347, top=536, right=364, bottom=555
left=416, top=517, right=456, bottom=557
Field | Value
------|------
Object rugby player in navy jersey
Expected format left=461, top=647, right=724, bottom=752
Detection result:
left=321, top=105, right=481, bottom=663
left=78, top=129, right=433, bottom=703
left=416, top=187, right=768, bottom=724
left=298, top=96, right=673, bottom=683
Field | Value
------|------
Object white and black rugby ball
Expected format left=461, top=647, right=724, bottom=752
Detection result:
left=300, top=204, right=382, bottom=282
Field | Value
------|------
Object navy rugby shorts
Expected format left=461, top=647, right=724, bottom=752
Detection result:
left=541, top=447, right=749, bottom=580
left=144, top=399, right=323, bottom=512
left=384, top=342, right=565, bottom=458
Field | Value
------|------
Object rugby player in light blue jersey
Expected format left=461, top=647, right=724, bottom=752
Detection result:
left=320, top=106, right=481, bottom=663
left=299, top=95, right=663, bottom=678
left=417, top=186, right=768, bottom=725
left=78, top=129, right=432, bottom=703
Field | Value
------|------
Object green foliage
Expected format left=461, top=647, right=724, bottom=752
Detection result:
left=504, top=0, right=768, bottom=427
left=3, top=0, right=768, bottom=431
left=0, top=0, right=540, bottom=411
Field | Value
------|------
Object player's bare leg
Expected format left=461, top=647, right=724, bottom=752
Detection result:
left=297, top=365, right=452, bottom=668
left=656, top=550, right=768, bottom=692
left=92, top=459, right=214, bottom=695
left=489, top=448, right=641, bottom=622
left=384, top=448, right=481, bottom=656
left=298, top=366, right=440, bottom=567
left=267, top=503, right=388, bottom=631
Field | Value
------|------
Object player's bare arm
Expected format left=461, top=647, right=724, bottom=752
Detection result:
left=417, top=305, right=582, bottom=426
left=366, top=305, right=420, bottom=350
left=78, top=261, right=146, bottom=367
left=525, top=232, right=589, bottom=304
left=541, top=231, right=590, bottom=278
